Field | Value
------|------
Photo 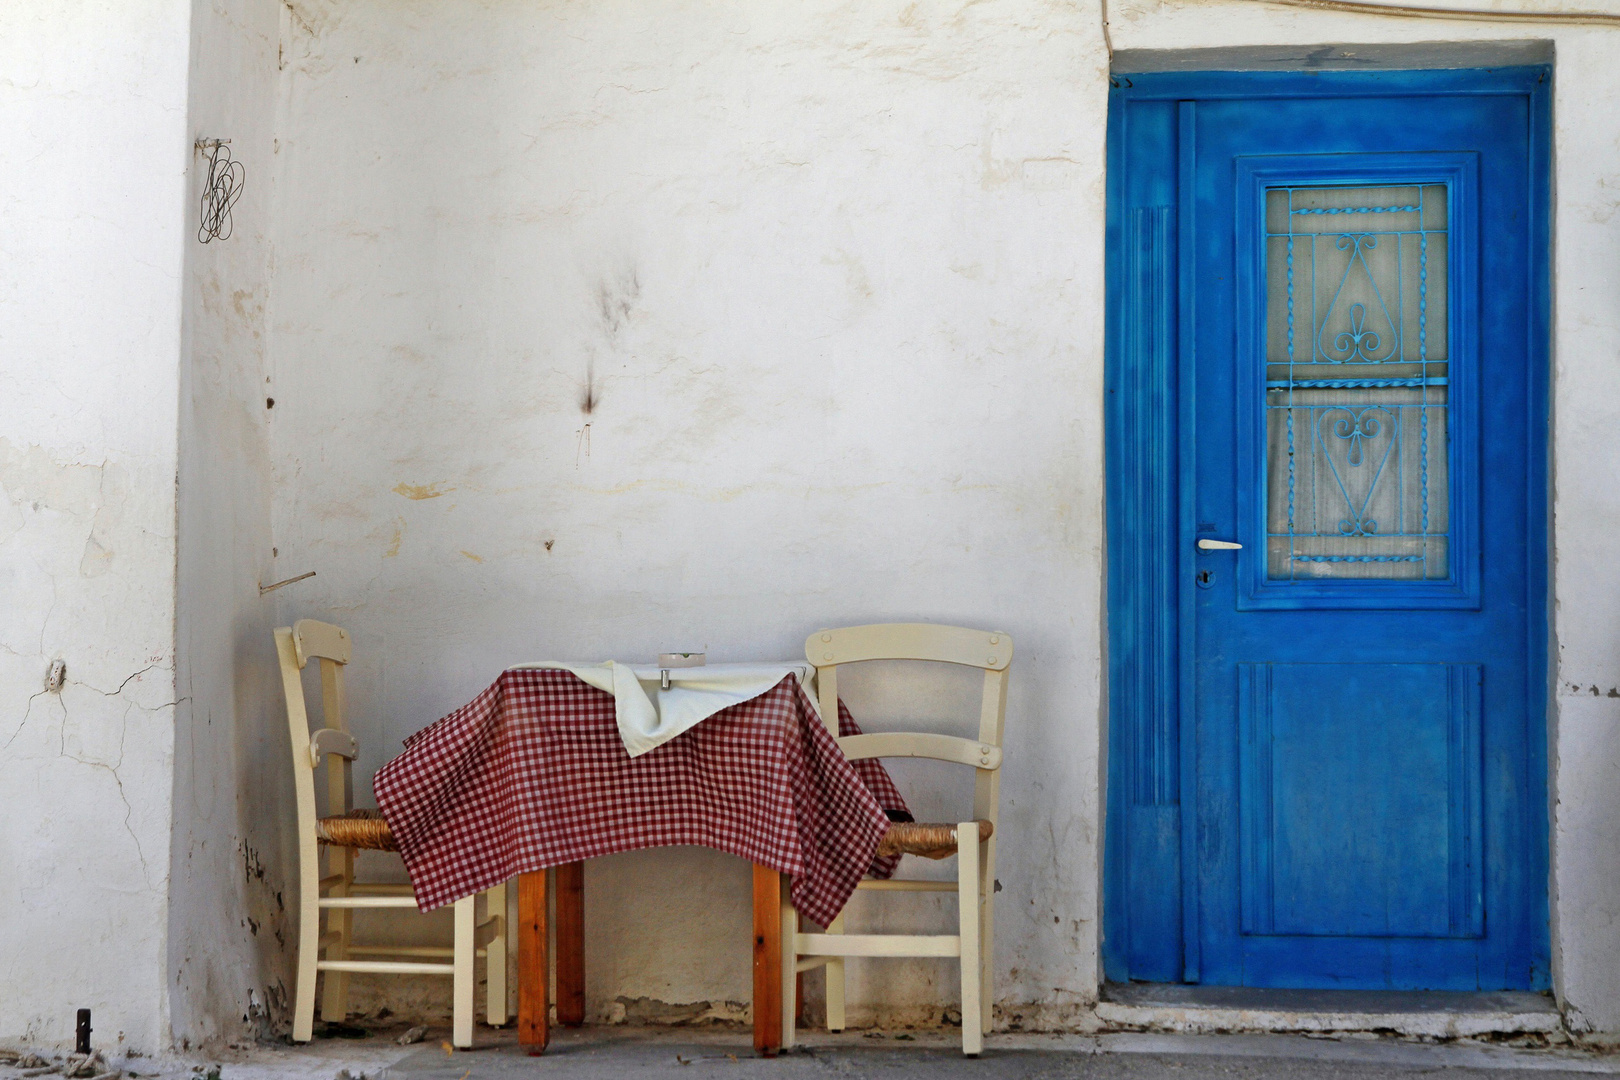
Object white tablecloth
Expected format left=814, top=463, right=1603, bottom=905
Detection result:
left=506, top=661, right=819, bottom=757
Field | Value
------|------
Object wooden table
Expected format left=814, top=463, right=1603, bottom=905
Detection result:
left=516, top=862, right=786, bottom=1056
left=375, top=668, right=899, bottom=1059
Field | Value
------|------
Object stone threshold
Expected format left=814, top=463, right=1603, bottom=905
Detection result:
left=1098, top=983, right=1563, bottom=1038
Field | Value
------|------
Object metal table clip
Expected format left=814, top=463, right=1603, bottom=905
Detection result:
left=657, top=652, right=706, bottom=689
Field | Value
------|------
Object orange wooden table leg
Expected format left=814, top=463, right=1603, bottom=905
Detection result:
left=752, top=864, right=782, bottom=1058
left=518, top=870, right=550, bottom=1053
left=556, top=861, right=586, bottom=1027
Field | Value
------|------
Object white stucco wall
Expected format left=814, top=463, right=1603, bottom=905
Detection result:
left=261, top=0, right=1620, bottom=1032
left=170, top=0, right=288, bottom=1047
left=0, top=0, right=191, bottom=1053
left=267, top=0, right=1108, bottom=1026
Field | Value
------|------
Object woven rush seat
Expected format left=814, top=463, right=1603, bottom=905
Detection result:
left=876, top=819, right=993, bottom=861
left=316, top=809, right=397, bottom=851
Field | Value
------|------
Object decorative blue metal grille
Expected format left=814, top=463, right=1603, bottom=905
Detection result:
left=1265, top=184, right=1450, bottom=580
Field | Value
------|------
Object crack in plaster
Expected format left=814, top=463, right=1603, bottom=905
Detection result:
left=4, top=657, right=179, bottom=897
left=50, top=664, right=179, bottom=890
left=59, top=702, right=152, bottom=888
left=3, top=689, right=50, bottom=749
left=70, top=662, right=161, bottom=699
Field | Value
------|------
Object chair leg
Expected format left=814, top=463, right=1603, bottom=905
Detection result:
left=320, top=848, right=353, bottom=1023
left=484, top=884, right=508, bottom=1026
left=292, top=870, right=321, bottom=1043
left=824, top=913, right=846, bottom=1033
left=453, top=896, right=475, bottom=1048
left=780, top=878, right=797, bottom=1050
left=979, top=841, right=995, bottom=1036
left=956, top=824, right=981, bottom=1057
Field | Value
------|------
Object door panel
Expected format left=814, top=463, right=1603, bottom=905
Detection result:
left=1238, top=662, right=1481, bottom=940
left=1104, top=69, right=1549, bottom=992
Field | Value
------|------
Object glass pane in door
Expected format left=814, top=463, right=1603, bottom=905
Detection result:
left=1264, top=184, right=1450, bottom=580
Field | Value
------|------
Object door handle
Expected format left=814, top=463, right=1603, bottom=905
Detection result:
left=1197, top=538, right=1242, bottom=551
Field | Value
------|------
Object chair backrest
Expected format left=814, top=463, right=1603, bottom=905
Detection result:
left=805, top=623, right=1011, bottom=826
left=275, top=620, right=360, bottom=843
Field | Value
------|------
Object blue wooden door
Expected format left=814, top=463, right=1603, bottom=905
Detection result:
left=1105, top=69, right=1549, bottom=991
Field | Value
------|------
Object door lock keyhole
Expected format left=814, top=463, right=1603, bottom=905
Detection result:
left=1196, top=568, right=1215, bottom=589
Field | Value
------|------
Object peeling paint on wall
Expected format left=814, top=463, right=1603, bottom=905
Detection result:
left=393, top=482, right=453, bottom=501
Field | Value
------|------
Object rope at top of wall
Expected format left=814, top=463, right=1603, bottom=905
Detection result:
left=196, top=138, right=245, bottom=244
left=1249, top=0, right=1620, bottom=25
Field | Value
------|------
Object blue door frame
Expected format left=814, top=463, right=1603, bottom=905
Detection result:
left=1103, top=67, right=1551, bottom=989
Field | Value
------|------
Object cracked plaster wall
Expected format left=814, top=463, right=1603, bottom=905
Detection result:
left=169, top=0, right=289, bottom=1048
left=267, top=0, right=1107, bottom=1026
left=0, top=0, right=191, bottom=1053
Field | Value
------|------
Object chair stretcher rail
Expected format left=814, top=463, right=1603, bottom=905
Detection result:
left=795, top=933, right=962, bottom=958
left=316, top=960, right=455, bottom=975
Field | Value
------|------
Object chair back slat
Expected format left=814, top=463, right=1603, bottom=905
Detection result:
left=310, top=728, right=359, bottom=763
left=838, top=732, right=1001, bottom=770
left=806, top=623, right=1010, bottom=671
left=294, top=619, right=352, bottom=666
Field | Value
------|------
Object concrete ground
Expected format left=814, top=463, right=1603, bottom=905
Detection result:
left=19, top=1025, right=1620, bottom=1080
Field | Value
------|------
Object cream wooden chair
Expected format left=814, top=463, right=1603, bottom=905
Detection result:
left=276, top=619, right=507, bottom=1047
left=784, top=623, right=1010, bottom=1056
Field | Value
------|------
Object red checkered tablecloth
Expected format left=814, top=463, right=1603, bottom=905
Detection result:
left=373, top=669, right=906, bottom=927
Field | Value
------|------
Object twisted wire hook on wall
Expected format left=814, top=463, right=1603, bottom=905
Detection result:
left=196, top=139, right=245, bottom=243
